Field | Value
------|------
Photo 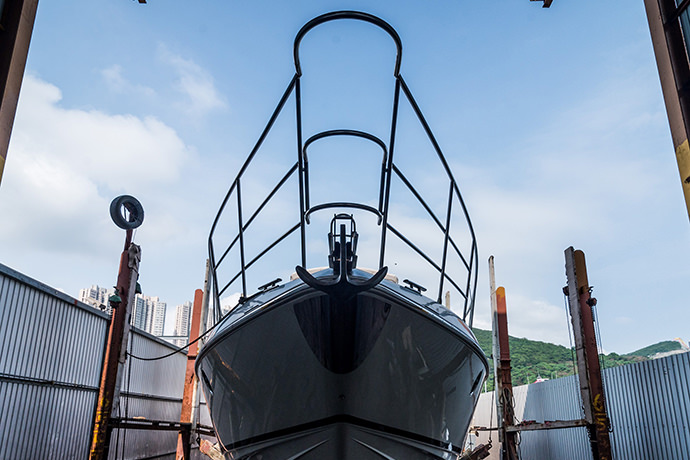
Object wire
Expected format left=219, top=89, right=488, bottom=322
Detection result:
left=488, top=383, right=494, bottom=444
left=114, top=396, right=122, bottom=459
left=122, top=332, right=134, bottom=459
left=592, top=295, right=606, bottom=370
left=591, top=296, right=613, bottom=433
left=127, top=313, right=224, bottom=361
left=563, top=292, right=577, bottom=377
left=507, top=387, right=522, bottom=426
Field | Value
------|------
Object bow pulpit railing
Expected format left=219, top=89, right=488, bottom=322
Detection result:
left=208, top=11, right=478, bottom=326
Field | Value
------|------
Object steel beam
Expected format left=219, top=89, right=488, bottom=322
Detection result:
left=645, top=0, right=690, bottom=221
left=0, top=0, right=39, bottom=186
left=505, top=419, right=588, bottom=432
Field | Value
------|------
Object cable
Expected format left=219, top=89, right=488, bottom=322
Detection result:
left=114, top=397, right=122, bottom=459
left=128, top=314, right=224, bottom=361
left=563, top=292, right=577, bottom=377
left=507, top=387, right=522, bottom=425
left=592, top=296, right=606, bottom=371
left=121, top=332, right=134, bottom=459
left=591, top=297, right=613, bottom=433
left=488, top=383, right=494, bottom=444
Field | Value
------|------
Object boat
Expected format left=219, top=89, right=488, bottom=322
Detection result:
left=196, top=11, right=489, bottom=460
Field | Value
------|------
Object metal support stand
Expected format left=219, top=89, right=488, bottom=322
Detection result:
left=564, top=247, right=612, bottom=460
left=489, top=256, right=519, bottom=460
left=176, top=288, right=205, bottom=459
left=190, top=259, right=212, bottom=446
left=89, top=230, right=141, bottom=460
left=90, top=195, right=145, bottom=460
left=477, top=252, right=612, bottom=458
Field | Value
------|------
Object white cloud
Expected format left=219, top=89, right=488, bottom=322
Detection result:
left=158, top=45, right=227, bottom=119
left=501, top=294, right=570, bottom=346
left=221, top=292, right=241, bottom=311
left=101, top=64, right=127, bottom=90
left=101, top=64, right=156, bottom=98
left=0, top=151, right=109, bottom=252
left=440, top=64, right=679, bottom=351
left=0, top=75, right=195, bottom=258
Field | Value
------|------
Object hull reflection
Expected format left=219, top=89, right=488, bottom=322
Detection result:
left=196, top=270, right=487, bottom=459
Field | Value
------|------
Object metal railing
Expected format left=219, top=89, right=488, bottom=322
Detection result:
left=208, top=11, right=478, bottom=325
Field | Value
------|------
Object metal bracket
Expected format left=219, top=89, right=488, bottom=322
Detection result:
left=402, top=278, right=426, bottom=294
left=258, top=278, right=282, bottom=292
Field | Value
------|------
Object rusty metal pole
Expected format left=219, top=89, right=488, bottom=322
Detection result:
left=176, top=288, right=205, bottom=459
left=91, top=195, right=144, bottom=460
left=489, top=257, right=518, bottom=460
left=565, top=248, right=593, bottom=424
left=90, top=230, right=141, bottom=460
left=564, top=247, right=612, bottom=460
left=495, top=286, right=518, bottom=460
left=190, top=260, right=212, bottom=440
left=489, top=257, right=504, bottom=444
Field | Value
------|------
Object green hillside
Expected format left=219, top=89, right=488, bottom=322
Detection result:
left=626, top=340, right=681, bottom=358
left=471, top=328, right=645, bottom=391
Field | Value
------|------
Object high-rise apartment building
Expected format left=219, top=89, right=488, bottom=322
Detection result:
left=133, top=294, right=167, bottom=336
left=148, top=296, right=166, bottom=337
left=173, top=301, right=192, bottom=347
left=79, top=285, right=167, bottom=337
left=78, top=285, right=113, bottom=315
left=131, top=295, right=149, bottom=331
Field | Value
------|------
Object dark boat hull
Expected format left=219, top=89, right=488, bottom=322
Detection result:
left=196, top=275, right=487, bottom=459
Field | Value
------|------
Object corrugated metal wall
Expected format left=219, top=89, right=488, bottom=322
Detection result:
left=109, top=329, right=188, bottom=459
left=0, top=262, right=210, bottom=460
left=6, top=258, right=690, bottom=459
left=606, top=353, right=690, bottom=459
left=0, top=263, right=108, bottom=459
left=470, top=352, right=690, bottom=459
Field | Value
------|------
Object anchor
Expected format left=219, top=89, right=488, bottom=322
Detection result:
left=295, top=214, right=388, bottom=300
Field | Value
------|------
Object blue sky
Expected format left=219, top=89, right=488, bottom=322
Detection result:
left=0, top=0, right=688, bottom=353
